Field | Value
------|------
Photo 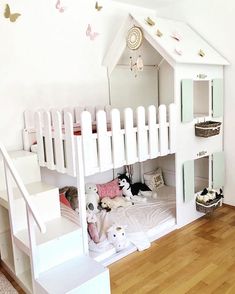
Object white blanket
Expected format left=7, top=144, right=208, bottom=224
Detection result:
left=90, top=185, right=176, bottom=252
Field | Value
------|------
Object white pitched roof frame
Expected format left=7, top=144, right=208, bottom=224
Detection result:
left=103, top=13, right=229, bottom=74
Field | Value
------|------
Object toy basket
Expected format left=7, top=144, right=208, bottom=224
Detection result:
left=195, top=121, right=221, bottom=138
left=196, top=198, right=222, bottom=214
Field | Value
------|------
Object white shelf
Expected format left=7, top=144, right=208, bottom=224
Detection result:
left=36, top=255, right=109, bottom=294
left=17, top=269, right=32, bottom=293
left=2, top=257, right=15, bottom=273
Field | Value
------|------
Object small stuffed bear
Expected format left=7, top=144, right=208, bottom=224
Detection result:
left=101, top=196, right=133, bottom=212
left=107, top=225, right=130, bottom=252
left=85, top=183, right=100, bottom=213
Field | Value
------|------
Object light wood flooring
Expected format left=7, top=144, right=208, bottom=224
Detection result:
left=0, top=264, right=25, bottom=293
left=109, top=205, right=235, bottom=294
left=1, top=205, right=235, bottom=294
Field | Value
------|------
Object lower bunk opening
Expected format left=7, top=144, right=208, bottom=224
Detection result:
left=87, top=154, right=176, bottom=265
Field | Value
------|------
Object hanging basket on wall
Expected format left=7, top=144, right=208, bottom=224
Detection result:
left=195, top=121, right=222, bottom=138
left=196, top=198, right=222, bottom=214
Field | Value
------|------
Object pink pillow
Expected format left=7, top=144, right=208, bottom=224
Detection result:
left=60, top=192, right=72, bottom=208
left=96, top=179, right=122, bottom=199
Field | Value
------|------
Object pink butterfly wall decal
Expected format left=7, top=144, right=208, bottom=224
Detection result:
left=55, top=0, right=66, bottom=13
left=86, top=24, right=99, bottom=41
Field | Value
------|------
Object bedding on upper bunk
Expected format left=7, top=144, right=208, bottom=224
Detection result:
left=90, top=185, right=176, bottom=252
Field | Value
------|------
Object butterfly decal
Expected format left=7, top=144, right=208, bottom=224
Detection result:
left=4, top=4, right=21, bottom=22
left=145, top=17, right=155, bottom=26
left=95, top=2, right=103, bottom=11
left=156, top=29, right=163, bottom=37
left=55, top=0, right=66, bottom=13
left=86, top=24, right=99, bottom=41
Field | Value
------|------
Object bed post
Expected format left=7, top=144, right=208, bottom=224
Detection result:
left=75, top=136, right=89, bottom=255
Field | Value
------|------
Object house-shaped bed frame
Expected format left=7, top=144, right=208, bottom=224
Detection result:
left=0, top=12, right=228, bottom=294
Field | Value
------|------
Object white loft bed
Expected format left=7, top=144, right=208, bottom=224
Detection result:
left=24, top=103, right=177, bottom=256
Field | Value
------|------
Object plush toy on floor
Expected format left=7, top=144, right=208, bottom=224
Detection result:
left=107, top=225, right=130, bottom=252
left=118, top=173, right=153, bottom=202
left=101, top=196, right=133, bottom=212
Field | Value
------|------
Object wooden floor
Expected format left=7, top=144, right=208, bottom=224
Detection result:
left=109, top=205, right=235, bottom=294
left=0, top=264, right=25, bottom=293
left=2, top=205, right=235, bottom=294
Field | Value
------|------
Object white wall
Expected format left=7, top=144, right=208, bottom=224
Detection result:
left=156, top=0, right=235, bottom=205
left=0, top=0, right=153, bottom=151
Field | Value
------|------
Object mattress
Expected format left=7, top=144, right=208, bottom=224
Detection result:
left=90, top=185, right=176, bottom=253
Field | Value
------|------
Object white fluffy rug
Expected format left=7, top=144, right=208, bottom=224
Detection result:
left=0, top=272, right=18, bottom=294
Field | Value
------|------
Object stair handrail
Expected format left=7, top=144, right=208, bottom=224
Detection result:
left=0, top=143, right=46, bottom=234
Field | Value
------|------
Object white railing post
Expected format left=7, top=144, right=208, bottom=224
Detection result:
left=148, top=105, right=159, bottom=159
left=96, top=110, right=112, bottom=171
left=169, top=103, right=177, bottom=153
left=52, top=111, right=65, bottom=173
left=111, top=109, right=125, bottom=168
left=35, top=112, right=45, bottom=167
left=64, top=113, right=76, bottom=177
left=26, top=207, right=39, bottom=293
left=81, top=111, right=98, bottom=176
left=159, top=105, right=168, bottom=156
left=136, top=106, right=148, bottom=162
left=124, top=108, right=137, bottom=164
left=75, top=137, right=89, bottom=255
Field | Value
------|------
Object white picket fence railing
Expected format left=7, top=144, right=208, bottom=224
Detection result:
left=32, top=104, right=177, bottom=177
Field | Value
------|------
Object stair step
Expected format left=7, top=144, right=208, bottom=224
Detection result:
left=35, top=255, right=110, bottom=294
left=14, top=217, right=84, bottom=273
left=0, top=181, right=60, bottom=231
left=0, top=151, right=41, bottom=191
left=0, top=181, right=57, bottom=206
left=14, top=216, right=81, bottom=255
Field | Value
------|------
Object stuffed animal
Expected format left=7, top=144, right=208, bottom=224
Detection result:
left=85, top=183, right=100, bottom=213
left=59, top=186, right=78, bottom=210
left=118, top=173, right=152, bottom=202
left=60, top=185, right=100, bottom=243
left=101, top=196, right=133, bottom=212
left=107, top=225, right=130, bottom=252
left=196, top=188, right=224, bottom=204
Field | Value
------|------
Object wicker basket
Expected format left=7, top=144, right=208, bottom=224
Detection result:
left=195, top=121, right=221, bottom=138
left=196, top=198, right=222, bottom=214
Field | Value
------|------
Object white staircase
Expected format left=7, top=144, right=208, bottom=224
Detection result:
left=0, top=147, right=110, bottom=294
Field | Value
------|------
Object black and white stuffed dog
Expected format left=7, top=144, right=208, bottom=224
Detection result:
left=118, top=173, right=154, bottom=202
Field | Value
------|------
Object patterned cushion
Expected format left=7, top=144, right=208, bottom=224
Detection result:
left=96, top=178, right=122, bottom=199
left=144, top=168, right=165, bottom=190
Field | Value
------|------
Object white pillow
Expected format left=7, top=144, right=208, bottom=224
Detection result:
left=144, top=168, right=165, bottom=190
